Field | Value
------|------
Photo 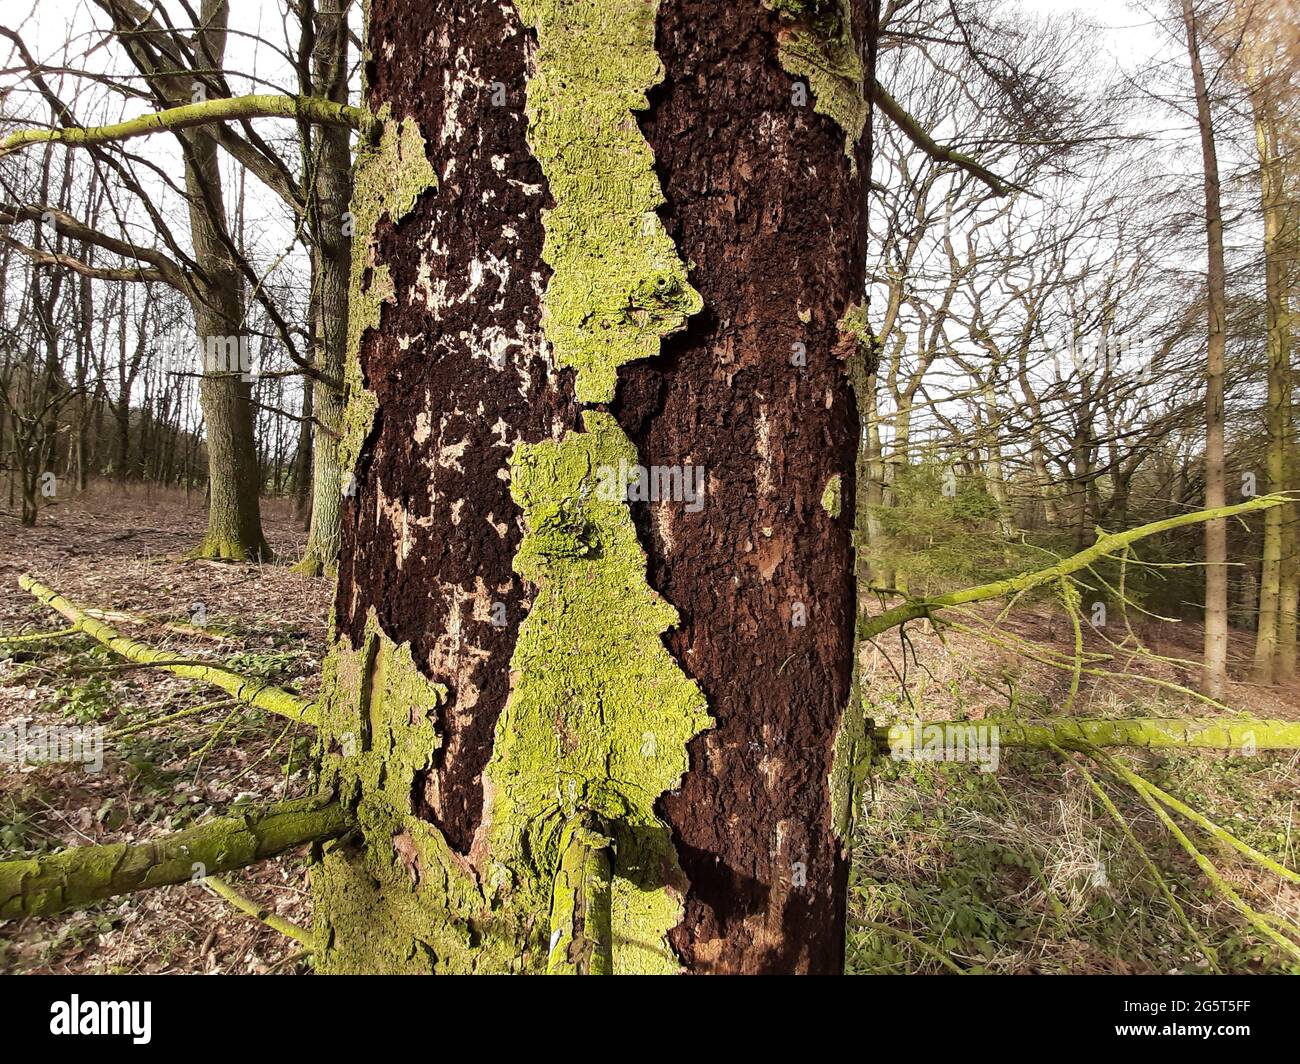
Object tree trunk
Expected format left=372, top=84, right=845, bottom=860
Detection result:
left=1183, top=0, right=1230, bottom=700
left=1070, top=391, right=1094, bottom=553
left=292, top=377, right=314, bottom=523
left=292, top=0, right=353, bottom=576
left=313, top=0, right=875, bottom=974
left=860, top=368, right=891, bottom=587
left=1250, top=101, right=1289, bottom=682
left=185, top=1, right=272, bottom=561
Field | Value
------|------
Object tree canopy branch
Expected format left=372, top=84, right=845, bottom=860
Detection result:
left=0, top=203, right=187, bottom=289
left=0, top=94, right=375, bottom=158
left=0, top=234, right=166, bottom=283
left=871, top=78, right=1025, bottom=198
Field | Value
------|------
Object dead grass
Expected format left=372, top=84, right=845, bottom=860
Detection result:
left=850, top=592, right=1300, bottom=974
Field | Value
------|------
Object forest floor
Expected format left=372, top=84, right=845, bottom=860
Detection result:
left=2, top=485, right=1298, bottom=973
left=0, top=484, right=328, bottom=974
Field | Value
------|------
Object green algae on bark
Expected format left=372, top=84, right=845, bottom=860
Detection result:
left=546, top=813, right=614, bottom=974
left=767, top=0, right=868, bottom=159
left=475, top=0, right=712, bottom=972
left=513, top=0, right=702, bottom=404
left=821, top=473, right=843, bottom=518
left=313, top=415, right=712, bottom=973
left=828, top=304, right=874, bottom=845
left=337, top=106, right=437, bottom=487
left=482, top=412, right=711, bottom=973
left=311, top=612, right=492, bottom=973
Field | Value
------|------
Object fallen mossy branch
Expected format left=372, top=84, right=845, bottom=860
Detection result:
left=854, top=918, right=970, bottom=975
left=202, top=875, right=317, bottom=950
left=546, top=814, right=613, bottom=975
left=0, top=795, right=352, bottom=919
left=869, top=713, right=1300, bottom=964
left=858, top=495, right=1295, bottom=641
left=84, top=607, right=234, bottom=642
left=1079, top=745, right=1300, bottom=964
left=0, top=627, right=79, bottom=645
left=0, top=94, right=376, bottom=158
left=874, top=716, right=1300, bottom=756
left=108, top=699, right=240, bottom=740
left=942, top=615, right=1235, bottom=711
left=1078, top=746, right=1300, bottom=888
left=18, top=574, right=318, bottom=726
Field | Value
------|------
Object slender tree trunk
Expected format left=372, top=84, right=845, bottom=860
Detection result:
left=313, top=0, right=875, bottom=974
left=1278, top=234, right=1298, bottom=680
left=981, top=379, right=1012, bottom=536
left=1184, top=0, right=1230, bottom=700
left=293, top=0, right=353, bottom=576
left=1250, top=100, right=1290, bottom=682
left=1071, top=392, right=1094, bottom=553
left=860, top=370, right=890, bottom=587
left=293, top=379, right=314, bottom=524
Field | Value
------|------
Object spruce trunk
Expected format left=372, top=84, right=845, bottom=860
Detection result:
left=312, top=0, right=876, bottom=974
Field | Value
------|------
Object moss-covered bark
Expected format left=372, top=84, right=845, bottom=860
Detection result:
left=546, top=814, right=614, bottom=974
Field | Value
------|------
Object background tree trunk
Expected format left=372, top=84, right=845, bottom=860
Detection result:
left=1183, top=0, right=1230, bottom=700
left=294, top=0, right=352, bottom=576
left=1250, top=100, right=1289, bottom=682
left=184, top=29, right=271, bottom=561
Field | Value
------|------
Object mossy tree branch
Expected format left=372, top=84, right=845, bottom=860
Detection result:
left=19, top=574, right=318, bottom=725
left=1081, top=744, right=1300, bottom=963
left=0, top=626, right=79, bottom=645
left=1083, top=747, right=1300, bottom=887
left=0, top=94, right=377, bottom=158
left=858, top=495, right=1295, bottom=641
left=0, top=796, right=352, bottom=919
left=202, top=875, right=317, bottom=949
left=875, top=716, right=1300, bottom=755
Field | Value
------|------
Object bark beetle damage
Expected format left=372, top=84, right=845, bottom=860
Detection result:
left=614, top=0, right=871, bottom=973
left=335, top=0, right=577, bottom=853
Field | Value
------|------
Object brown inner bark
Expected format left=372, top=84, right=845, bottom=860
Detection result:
left=614, top=0, right=872, bottom=973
